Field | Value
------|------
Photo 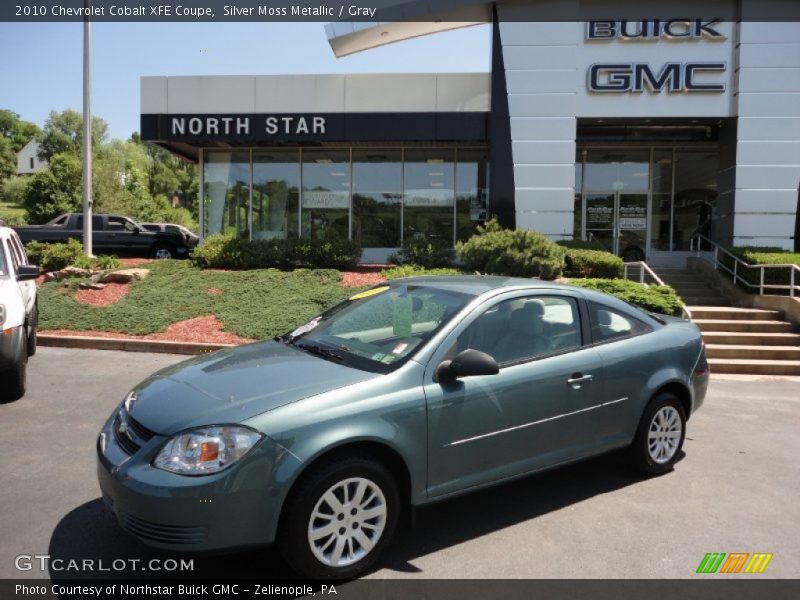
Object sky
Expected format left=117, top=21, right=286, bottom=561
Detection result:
left=0, top=21, right=492, bottom=141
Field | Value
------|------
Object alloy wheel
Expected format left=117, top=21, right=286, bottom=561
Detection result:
left=647, top=405, right=682, bottom=464
left=307, top=477, right=387, bottom=568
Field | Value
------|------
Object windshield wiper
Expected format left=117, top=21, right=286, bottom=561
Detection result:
left=295, top=342, right=345, bottom=363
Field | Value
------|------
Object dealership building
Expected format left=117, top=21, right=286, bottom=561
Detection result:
left=140, top=0, right=800, bottom=265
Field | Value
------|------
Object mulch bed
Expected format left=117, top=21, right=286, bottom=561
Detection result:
left=340, top=271, right=387, bottom=287
left=74, top=282, right=130, bottom=307
left=41, top=315, right=253, bottom=345
left=118, top=258, right=153, bottom=267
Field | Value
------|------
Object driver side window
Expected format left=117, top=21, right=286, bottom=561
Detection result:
left=451, top=296, right=582, bottom=366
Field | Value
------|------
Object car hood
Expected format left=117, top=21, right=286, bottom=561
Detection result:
left=127, top=340, right=378, bottom=435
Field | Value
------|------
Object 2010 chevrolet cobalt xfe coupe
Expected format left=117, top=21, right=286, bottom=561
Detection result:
left=97, top=276, right=708, bottom=579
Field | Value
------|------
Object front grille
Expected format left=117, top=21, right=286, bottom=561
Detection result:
left=113, top=410, right=156, bottom=456
left=122, top=514, right=207, bottom=545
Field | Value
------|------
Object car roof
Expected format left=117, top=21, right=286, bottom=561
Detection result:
left=391, top=275, right=573, bottom=295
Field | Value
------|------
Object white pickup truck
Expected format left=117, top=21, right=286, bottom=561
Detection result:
left=0, top=225, right=39, bottom=401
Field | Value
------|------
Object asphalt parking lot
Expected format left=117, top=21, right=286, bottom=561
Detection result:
left=0, top=347, right=798, bottom=580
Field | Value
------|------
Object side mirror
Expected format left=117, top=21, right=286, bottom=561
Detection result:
left=436, top=349, right=499, bottom=383
left=16, top=265, right=39, bottom=281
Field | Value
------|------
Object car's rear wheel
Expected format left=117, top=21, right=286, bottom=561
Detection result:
left=151, top=245, right=175, bottom=260
left=278, top=455, right=399, bottom=580
left=0, top=358, right=27, bottom=402
left=630, top=393, right=686, bottom=475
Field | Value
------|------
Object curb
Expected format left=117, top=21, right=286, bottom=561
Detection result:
left=38, top=334, right=236, bottom=355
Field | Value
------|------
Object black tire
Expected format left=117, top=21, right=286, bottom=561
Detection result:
left=151, top=244, right=175, bottom=260
left=278, top=455, right=400, bottom=580
left=630, top=393, right=686, bottom=475
left=0, top=358, right=27, bottom=402
left=26, top=306, right=38, bottom=357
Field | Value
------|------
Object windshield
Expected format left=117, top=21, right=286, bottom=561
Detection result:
left=281, top=284, right=474, bottom=374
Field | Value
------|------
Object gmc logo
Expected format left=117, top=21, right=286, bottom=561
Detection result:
left=588, top=63, right=726, bottom=93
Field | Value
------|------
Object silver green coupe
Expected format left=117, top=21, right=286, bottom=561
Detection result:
left=97, top=276, right=708, bottom=579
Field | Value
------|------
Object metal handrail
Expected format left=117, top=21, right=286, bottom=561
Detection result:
left=623, top=261, right=692, bottom=320
left=623, top=261, right=666, bottom=286
left=690, top=233, right=800, bottom=297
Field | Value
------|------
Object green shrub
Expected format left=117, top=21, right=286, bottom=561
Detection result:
left=455, top=219, right=565, bottom=280
left=191, top=233, right=362, bottom=270
left=556, top=239, right=606, bottom=250
left=389, top=235, right=454, bottom=269
left=562, top=248, right=623, bottom=279
left=94, top=255, right=121, bottom=270
left=24, top=238, right=84, bottom=271
left=570, top=278, right=684, bottom=317
left=381, top=265, right=461, bottom=280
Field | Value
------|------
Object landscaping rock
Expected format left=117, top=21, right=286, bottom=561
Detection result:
left=79, top=282, right=107, bottom=291
left=43, top=267, right=93, bottom=282
left=99, top=268, right=150, bottom=284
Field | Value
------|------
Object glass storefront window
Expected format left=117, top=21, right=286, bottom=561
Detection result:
left=673, top=150, right=718, bottom=250
left=352, top=150, right=402, bottom=248
left=584, top=150, right=650, bottom=193
left=301, top=149, right=350, bottom=241
left=651, top=149, right=673, bottom=251
left=404, top=149, right=455, bottom=245
left=203, top=151, right=250, bottom=238
left=455, top=149, right=489, bottom=241
left=252, top=150, right=300, bottom=240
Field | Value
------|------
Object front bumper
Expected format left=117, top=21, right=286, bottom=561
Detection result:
left=96, top=413, right=300, bottom=552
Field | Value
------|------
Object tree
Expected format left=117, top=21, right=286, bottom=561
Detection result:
left=0, top=109, right=41, bottom=182
left=24, top=153, right=82, bottom=223
left=37, top=109, right=108, bottom=161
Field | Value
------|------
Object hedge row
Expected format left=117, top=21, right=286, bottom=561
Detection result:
left=191, top=234, right=362, bottom=270
left=570, top=278, right=684, bottom=317
left=24, top=239, right=120, bottom=272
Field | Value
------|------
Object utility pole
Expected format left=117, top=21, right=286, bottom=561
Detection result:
left=82, top=0, right=93, bottom=256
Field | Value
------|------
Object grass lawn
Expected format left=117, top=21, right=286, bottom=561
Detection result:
left=38, top=261, right=364, bottom=340
left=0, top=199, right=26, bottom=223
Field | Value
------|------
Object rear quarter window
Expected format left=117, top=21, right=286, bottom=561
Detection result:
left=588, top=301, right=652, bottom=344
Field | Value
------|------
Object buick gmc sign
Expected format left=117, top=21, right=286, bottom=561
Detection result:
left=586, top=19, right=727, bottom=94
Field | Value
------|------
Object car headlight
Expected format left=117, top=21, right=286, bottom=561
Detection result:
left=153, top=425, right=263, bottom=475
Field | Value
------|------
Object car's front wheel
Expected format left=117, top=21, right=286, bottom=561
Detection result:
left=278, top=455, right=399, bottom=580
left=630, top=393, right=686, bottom=474
left=151, top=244, right=175, bottom=260
left=0, top=358, right=27, bottom=402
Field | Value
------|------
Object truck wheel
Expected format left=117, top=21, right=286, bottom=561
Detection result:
left=151, top=245, right=175, bottom=260
left=27, top=306, right=38, bottom=357
left=0, top=359, right=27, bottom=402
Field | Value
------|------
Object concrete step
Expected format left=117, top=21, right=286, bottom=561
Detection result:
left=660, top=275, right=707, bottom=283
left=669, top=281, right=716, bottom=290
left=702, top=331, right=800, bottom=346
left=688, top=307, right=783, bottom=321
left=708, top=358, right=800, bottom=376
left=706, top=344, right=800, bottom=360
left=694, top=319, right=794, bottom=333
left=682, top=296, right=731, bottom=306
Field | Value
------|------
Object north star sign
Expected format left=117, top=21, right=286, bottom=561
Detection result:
left=170, top=115, right=327, bottom=137
left=586, top=19, right=727, bottom=94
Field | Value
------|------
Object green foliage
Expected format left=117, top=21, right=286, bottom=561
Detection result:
left=389, top=235, right=454, bottom=268
left=191, top=234, right=362, bottom=270
left=24, top=238, right=84, bottom=271
left=0, top=176, right=29, bottom=225
left=23, top=153, right=82, bottom=223
left=0, top=110, right=40, bottom=183
left=94, top=255, right=121, bottom=270
left=36, top=261, right=356, bottom=340
left=381, top=265, right=461, bottom=279
left=562, top=248, right=623, bottom=279
left=37, top=109, right=109, bottom=162
left=556, top=239, right=605, bottom=250
left=455, top=219, right=566, bottom=280
left=570, top=278, right=684, bottom=317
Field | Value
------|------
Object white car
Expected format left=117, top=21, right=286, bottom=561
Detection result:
left=0, top=225, right=39, bottom=401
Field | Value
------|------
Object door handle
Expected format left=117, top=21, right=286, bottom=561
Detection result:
left=567, top=373, right=593, bottom=387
